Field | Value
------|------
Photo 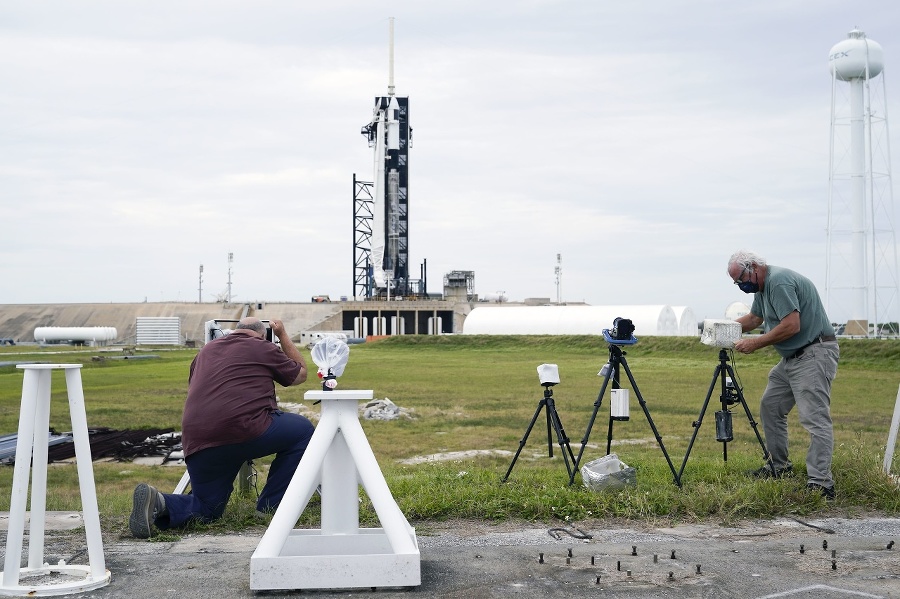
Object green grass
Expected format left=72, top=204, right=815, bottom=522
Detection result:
left=1, top=336, right=898, bottom=539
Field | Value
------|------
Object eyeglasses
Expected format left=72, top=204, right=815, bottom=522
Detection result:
left=733, top=266, right=751, bottom=286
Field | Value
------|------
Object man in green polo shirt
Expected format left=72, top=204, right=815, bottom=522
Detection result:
left=727, top=250, right=840, bottom=499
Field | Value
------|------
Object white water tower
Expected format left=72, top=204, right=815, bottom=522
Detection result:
left=826, top=28, right=899, bottom=336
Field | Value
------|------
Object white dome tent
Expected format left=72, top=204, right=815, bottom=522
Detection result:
left=462, top=305, right=682, bottom=336
left=672, top=306, right=699, bottom=336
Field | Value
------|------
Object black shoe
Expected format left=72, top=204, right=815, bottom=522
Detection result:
left=748, top=464, right=793, bottom=479
left=807, top=483, right=836, bottom=501
left=129, top=483, right=167, bottom=539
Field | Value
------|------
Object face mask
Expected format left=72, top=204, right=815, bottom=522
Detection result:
left=737, top=280, right=760, bottom=294
left=736, top=267, right=760, bottom=293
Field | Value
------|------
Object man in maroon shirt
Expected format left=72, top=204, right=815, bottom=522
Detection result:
left=129, top=317, right=313, bottom=538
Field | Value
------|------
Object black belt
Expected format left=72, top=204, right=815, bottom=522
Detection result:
left=788, top=335, right=837, bottom=360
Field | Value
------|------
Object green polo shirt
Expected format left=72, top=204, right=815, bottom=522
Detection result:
left=750, top=265, right=835, bottom=358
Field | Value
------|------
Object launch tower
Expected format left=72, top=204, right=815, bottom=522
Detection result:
left=353, top=18, right=413, bottom=300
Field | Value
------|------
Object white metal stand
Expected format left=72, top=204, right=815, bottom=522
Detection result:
left=883, top=383, right=900, bottom=476
left=250, top=389, right=420, bottom=591
left=1, top=365, right=110, bottom=596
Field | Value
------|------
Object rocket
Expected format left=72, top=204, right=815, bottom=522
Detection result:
left=360, top=18, right=410, bottom=295
left=362, top=97, right=401, bottom=290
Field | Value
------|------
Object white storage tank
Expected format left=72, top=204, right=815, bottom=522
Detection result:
left=34, top=326, right=118, bottom=345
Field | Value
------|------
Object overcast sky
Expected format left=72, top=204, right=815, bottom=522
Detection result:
left=2, top=1, right=898, bottom=324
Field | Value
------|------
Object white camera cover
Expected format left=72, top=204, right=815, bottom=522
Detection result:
left=537, top=363, right=560, bottom=385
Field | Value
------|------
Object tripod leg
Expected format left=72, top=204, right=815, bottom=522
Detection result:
left=620, top=357, right=681, bottom=486
left=606, top=417, right=614, bottom=455
left=571, top=367, right=614, bottom=485
left=502, top=399, right=547, bottom=482
left=546, top=402, right=554, bottom=458
left=546, top=397, right=576, bottom=480
left=725, top=363, right=774, bottom=468
left=677, top=365, right=721, bottom=482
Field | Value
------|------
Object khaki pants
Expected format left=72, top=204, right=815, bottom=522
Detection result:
left=759, top=341, right=840, bottom=488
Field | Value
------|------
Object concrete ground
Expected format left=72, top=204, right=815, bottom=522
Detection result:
left=1, top=513, right=898, bottom=598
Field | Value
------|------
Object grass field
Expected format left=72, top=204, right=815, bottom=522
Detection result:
left=1, top=335, right=898, bottom=538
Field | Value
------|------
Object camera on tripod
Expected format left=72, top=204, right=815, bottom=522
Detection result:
left=722, top=377, right=740, bottom=406
left=602, top=317, right=637, bottom=345
left=502, top=363, right=575, bottom=482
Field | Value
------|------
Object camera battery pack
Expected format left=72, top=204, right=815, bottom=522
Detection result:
left=700, top=319, right=741, bottom=348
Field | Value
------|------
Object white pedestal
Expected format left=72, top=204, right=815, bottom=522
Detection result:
left=1, top=365, right=110, bottom=596
left=250, top=390, right=420, bottom=591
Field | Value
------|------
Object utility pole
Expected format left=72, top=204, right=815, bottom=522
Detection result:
left=554, top=253, right=562, bottom=305
left=227, top=253, right=234, bottom=303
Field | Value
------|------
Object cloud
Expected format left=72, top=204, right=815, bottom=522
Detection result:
left=0, top=1, right=898, bottom=324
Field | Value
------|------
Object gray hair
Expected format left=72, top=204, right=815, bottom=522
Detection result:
left=728, top=250, right=767, bottom=273
left=236, top=319, right=266, bottom=336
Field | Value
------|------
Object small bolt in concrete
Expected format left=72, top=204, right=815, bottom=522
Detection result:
left=832, top=560, right=837, bottom=570
left=823, top=540, right=828, bottom=550
left=591, top=555, right=595, bottom=566
left=538, top=552, right=544, bottom=564
left=670, top=550, right=676, bottom=559
left=668, top=572, right=674, bottom=580
left=654, top=554, right=658, bottom=563
left=800, top=544, right=805, bottom=554
left=568, top=548, right=573, bottom=558
left=617, top=560, right=621, bottom=572
left=888, top=540, right=895, bottom=550
left=595, top=576, right=601, bottom=585
left=566, top=557, right=570, bottom=565
left=696, top=564, right=701, bottom=574
left=632, top=545, right=637, bottom=556
left=831, top=549, right=836, bottom=558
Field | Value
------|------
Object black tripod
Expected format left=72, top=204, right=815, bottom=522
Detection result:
left=570, top=341, right=681, bottom=487
left=677, top=349, right=773, bottom=482
left=502, top=382, right=576, bottom=482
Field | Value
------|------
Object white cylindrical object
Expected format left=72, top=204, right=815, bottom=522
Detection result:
left=353, top=316, right=368, bottom=339
left=611, top=389, right=630, bottom=421
left=373, top=317, right=387, bottom=336
left=390, top=316, right=405, bottom=335
left=33, top=326, right=117, bottom=343
left=427, top=317, right=442, bottom=335
left=849, top=75, right=867, bottom=320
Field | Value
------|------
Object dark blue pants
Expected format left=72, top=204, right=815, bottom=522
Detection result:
left=155, top=411, right=315, bottom=529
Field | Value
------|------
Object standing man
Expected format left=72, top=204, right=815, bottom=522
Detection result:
left=129, top=317, right=313, bottom=538
left=727, top=250, right=840, bottom=499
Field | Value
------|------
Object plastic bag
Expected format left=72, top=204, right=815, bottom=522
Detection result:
left=310, top=337, right=350, bottom=389
left=580, top=453, right=636, bottom=491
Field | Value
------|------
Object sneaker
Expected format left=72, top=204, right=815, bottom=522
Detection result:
left=747, top=464, right=793, bottom=479
left=806, top=483, right=836, bottom=501
left=129, top=483, right=167, bottom=539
